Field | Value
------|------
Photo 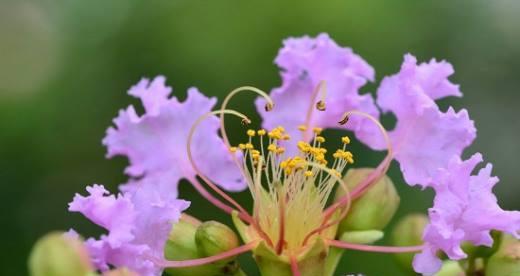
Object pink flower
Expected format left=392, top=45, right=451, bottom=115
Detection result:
left=69, top=184, right=190, bottom=276
left=103, top=76, right=245, bottom=194
left=375, top=54, right=476, bottom=187
left=413, top=154, right=520, bottom=275
left=255, top=33, right=379, bottom=155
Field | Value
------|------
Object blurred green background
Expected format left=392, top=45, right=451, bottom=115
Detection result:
left=1, top=0, right=519, bottom=275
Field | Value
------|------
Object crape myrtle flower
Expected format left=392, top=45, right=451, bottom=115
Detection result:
left=66, top=33, right=519, bottom=276
left=413, top=154, right=520, bottom=275
left=69, top=184, right=190, bottom=275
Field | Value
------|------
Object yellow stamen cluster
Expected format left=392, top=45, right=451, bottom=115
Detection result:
left=333, top=149, right=354, bottom=164
left=227, top=125, right=355, bottom=253
left=280, top=156, right=305, bottom=174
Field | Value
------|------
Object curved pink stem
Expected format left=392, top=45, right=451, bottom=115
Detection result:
left=327, top=240, right=424, bottom=253
left=149, top=242, right=257, bottom=268
left=189, top=177, right=251, bottom=223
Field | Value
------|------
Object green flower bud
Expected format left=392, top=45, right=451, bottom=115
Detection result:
left=435, top=260, right=464, bottom=276
left=390, top=213, right=428, bottom=272
left=485, top=234, right=520, bottom=276
left=164, top=215, right=244, bottom=276
left=254, top=238, right=328, bottom=276
left=335, top=168, right=400, bottom=232
left=339, top=230, right=384, bottom=245
left=195, top=221, right=240, bottom=262
left=28, top=231, right=93, bottom=276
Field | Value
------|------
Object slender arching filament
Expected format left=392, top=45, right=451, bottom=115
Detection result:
left=187, top=109, right=253, bottom=222
left=324, top=110, right=394, bottom=218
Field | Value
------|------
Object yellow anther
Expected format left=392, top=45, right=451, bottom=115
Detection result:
left=319, top=148, right=327, bottom=154
left=257, top=129, right=266, bottom=136
left=317, top=155, right=325, bottom=161
left=275, top=126, right=286, bottom=133
left=247, top=129, right=256, bottom=137
left=268, top=130, right=283, bottom=139
left=304, top=170, right=313, bottom=177
left=238, top=143, right=246, bottom=150
left=313, top=127, right=323, bottom=134
left=298, top=125, right=307, bottom=131
left=229, top=147, right=238, bottom=153
left=316, top=136, right=325, bottom=143
left=251, top=150, right=260, bottom=155
left=276, top=147, right=285, bottom=155
left=347, top=157, right=354, bottom=164
left=267, top=144, right=277, bottom=152
left=245, top=143, right=254, bottom=150
left=341, top=136, right=351, bottom=144
left=282, top=134, right=291, bottom=140
left=297, top=141, right=310, bottom=152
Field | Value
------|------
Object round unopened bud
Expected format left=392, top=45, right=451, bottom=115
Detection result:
left=195, top=221, right=240, bottom=258
left=435, top=260, right=464, bottom=276
left=335, top=168, right=400, bottom=232
left=486, top=234, right=520, bottom=276
left=28, top=232, right=93, bottom=276
left=390, top=213, right=429, bottom=271
left=164, top=215, right=244, bottom=276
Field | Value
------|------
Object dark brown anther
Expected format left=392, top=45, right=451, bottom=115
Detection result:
left=241, top=118, right=251, bottom=126
left=316, top=100, right=326, bottom=111
left=338, top=115, right=349, bottom=125
left=265, top=102, right=274, bottom=112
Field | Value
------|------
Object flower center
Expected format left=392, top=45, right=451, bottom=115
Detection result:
left=230, top=125, right=354, bottom=255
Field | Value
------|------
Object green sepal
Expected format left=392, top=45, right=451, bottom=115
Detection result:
left=254, top=238, right=328, bottom=276
left=231, top=210, right=251, bottom=243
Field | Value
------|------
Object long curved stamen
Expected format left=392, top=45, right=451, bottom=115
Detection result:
left=290, top=255, right=301, bottom=276
left=327, top=240, right=424, bottom=253
left=220, top=86, right=274, bottom=150
left=188, top=176, right=248, bottom=221
left=302, top=81, right=327, bottom=141
left=324, top=110, right=393, bottom=218
left=187, top=109, right=253, bottom=222
left=149, top=241, right=259, bottom=267
left=219, top=87, right=275, bottom=223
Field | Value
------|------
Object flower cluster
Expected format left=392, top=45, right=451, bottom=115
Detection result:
left=64, top=33, right=519, bottom=276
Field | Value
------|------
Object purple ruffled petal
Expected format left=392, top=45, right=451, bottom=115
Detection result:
left=375, top=54, right=476, bottom=187
left=103, top=77, right=245, bottom=192
left=413, top=154, right=520, bottom=274
left=69, top=184, right=190, bottom=276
